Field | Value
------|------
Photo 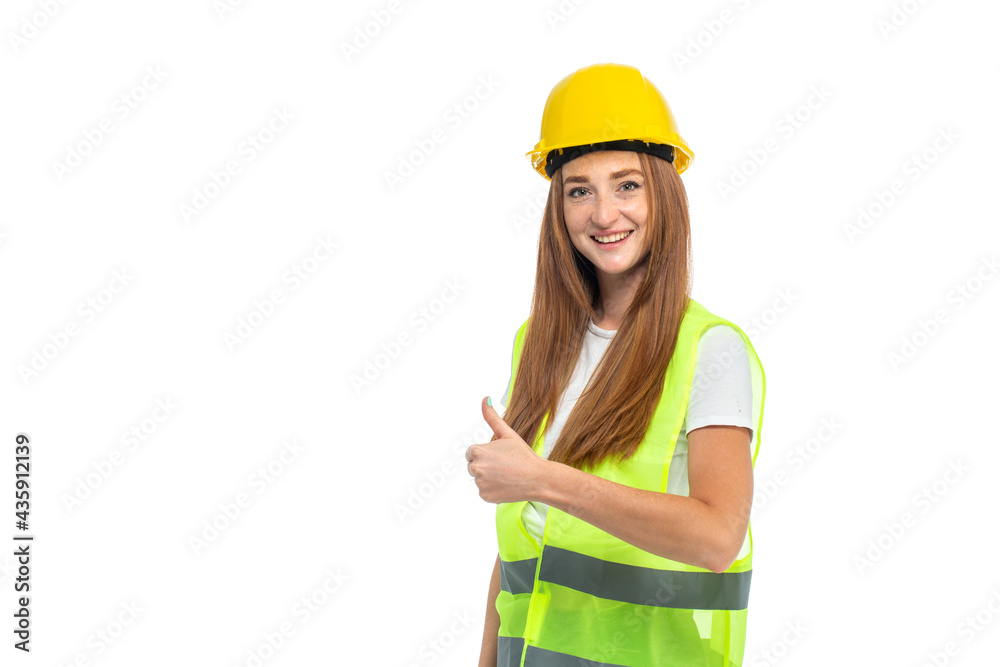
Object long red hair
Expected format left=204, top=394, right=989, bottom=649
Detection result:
left=499, top=152, right=693, bottom=472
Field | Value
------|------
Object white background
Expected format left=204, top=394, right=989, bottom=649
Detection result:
left=1, top=0, right=998, bottom=665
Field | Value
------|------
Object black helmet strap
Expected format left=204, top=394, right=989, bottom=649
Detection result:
left=545, top=140, right=675, bottom=179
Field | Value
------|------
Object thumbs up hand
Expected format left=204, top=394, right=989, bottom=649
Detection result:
left=466, top=396, right=549, bottom=504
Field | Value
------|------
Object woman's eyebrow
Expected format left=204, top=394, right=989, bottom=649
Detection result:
left=564, top=168, right=642, bottom=185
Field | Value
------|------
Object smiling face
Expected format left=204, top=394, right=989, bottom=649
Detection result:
left=561, top=150, right=650, bottom=284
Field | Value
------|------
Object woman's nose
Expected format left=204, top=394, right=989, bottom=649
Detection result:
left=593, top=193, right=620, bottom=225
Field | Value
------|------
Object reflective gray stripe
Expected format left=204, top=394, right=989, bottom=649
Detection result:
left=500, top=557, right=538, bottom=595
left=497, top=636, right=524, bottom=667
left=525, top=645, right=629, bottom=667
left=539, top=545, right=751, bottom=610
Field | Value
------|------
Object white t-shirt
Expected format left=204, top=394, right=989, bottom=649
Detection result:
left=498, top=318, right=755, bottom=544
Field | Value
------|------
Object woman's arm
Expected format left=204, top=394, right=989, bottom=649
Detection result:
left=536, top=424, right=753, bottom=573
left=477, top=553, right=501, bottom=667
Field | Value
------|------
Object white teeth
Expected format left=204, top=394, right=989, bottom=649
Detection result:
left=594, top=231, right=631, bottom=244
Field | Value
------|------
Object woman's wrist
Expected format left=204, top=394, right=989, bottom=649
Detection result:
left=533, top=458, right=575, bottom=507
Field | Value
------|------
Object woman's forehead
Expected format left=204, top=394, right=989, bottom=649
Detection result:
left=562, top=150, right=641, bottom=178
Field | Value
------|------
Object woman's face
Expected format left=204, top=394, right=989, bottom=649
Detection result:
left=561, top=150, right=649, bottom=280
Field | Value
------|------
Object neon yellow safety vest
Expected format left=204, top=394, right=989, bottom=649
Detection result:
left=495, top=298, right=766, bottom=667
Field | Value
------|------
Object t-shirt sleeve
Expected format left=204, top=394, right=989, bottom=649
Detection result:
left=685, top=324, right=755, bottom=441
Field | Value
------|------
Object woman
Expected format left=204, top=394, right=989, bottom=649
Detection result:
left=466, top=63, right=766, bottom=667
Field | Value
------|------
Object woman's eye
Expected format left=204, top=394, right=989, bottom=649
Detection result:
left=567, top=188, right=587, bottom=198
left=621, top=181, right=641, bottom=192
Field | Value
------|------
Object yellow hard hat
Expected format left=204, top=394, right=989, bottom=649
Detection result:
left=526, top=63, right=694, bottom=180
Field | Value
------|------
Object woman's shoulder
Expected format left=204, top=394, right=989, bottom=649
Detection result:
left=682, top=300, right=756, bottom=364
left=700, top=322, right=744, bottom=344
left=697, top=324, right=749, bottom=364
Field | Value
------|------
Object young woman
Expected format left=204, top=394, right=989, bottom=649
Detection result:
left=466, top=63, right=766, bottom=667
